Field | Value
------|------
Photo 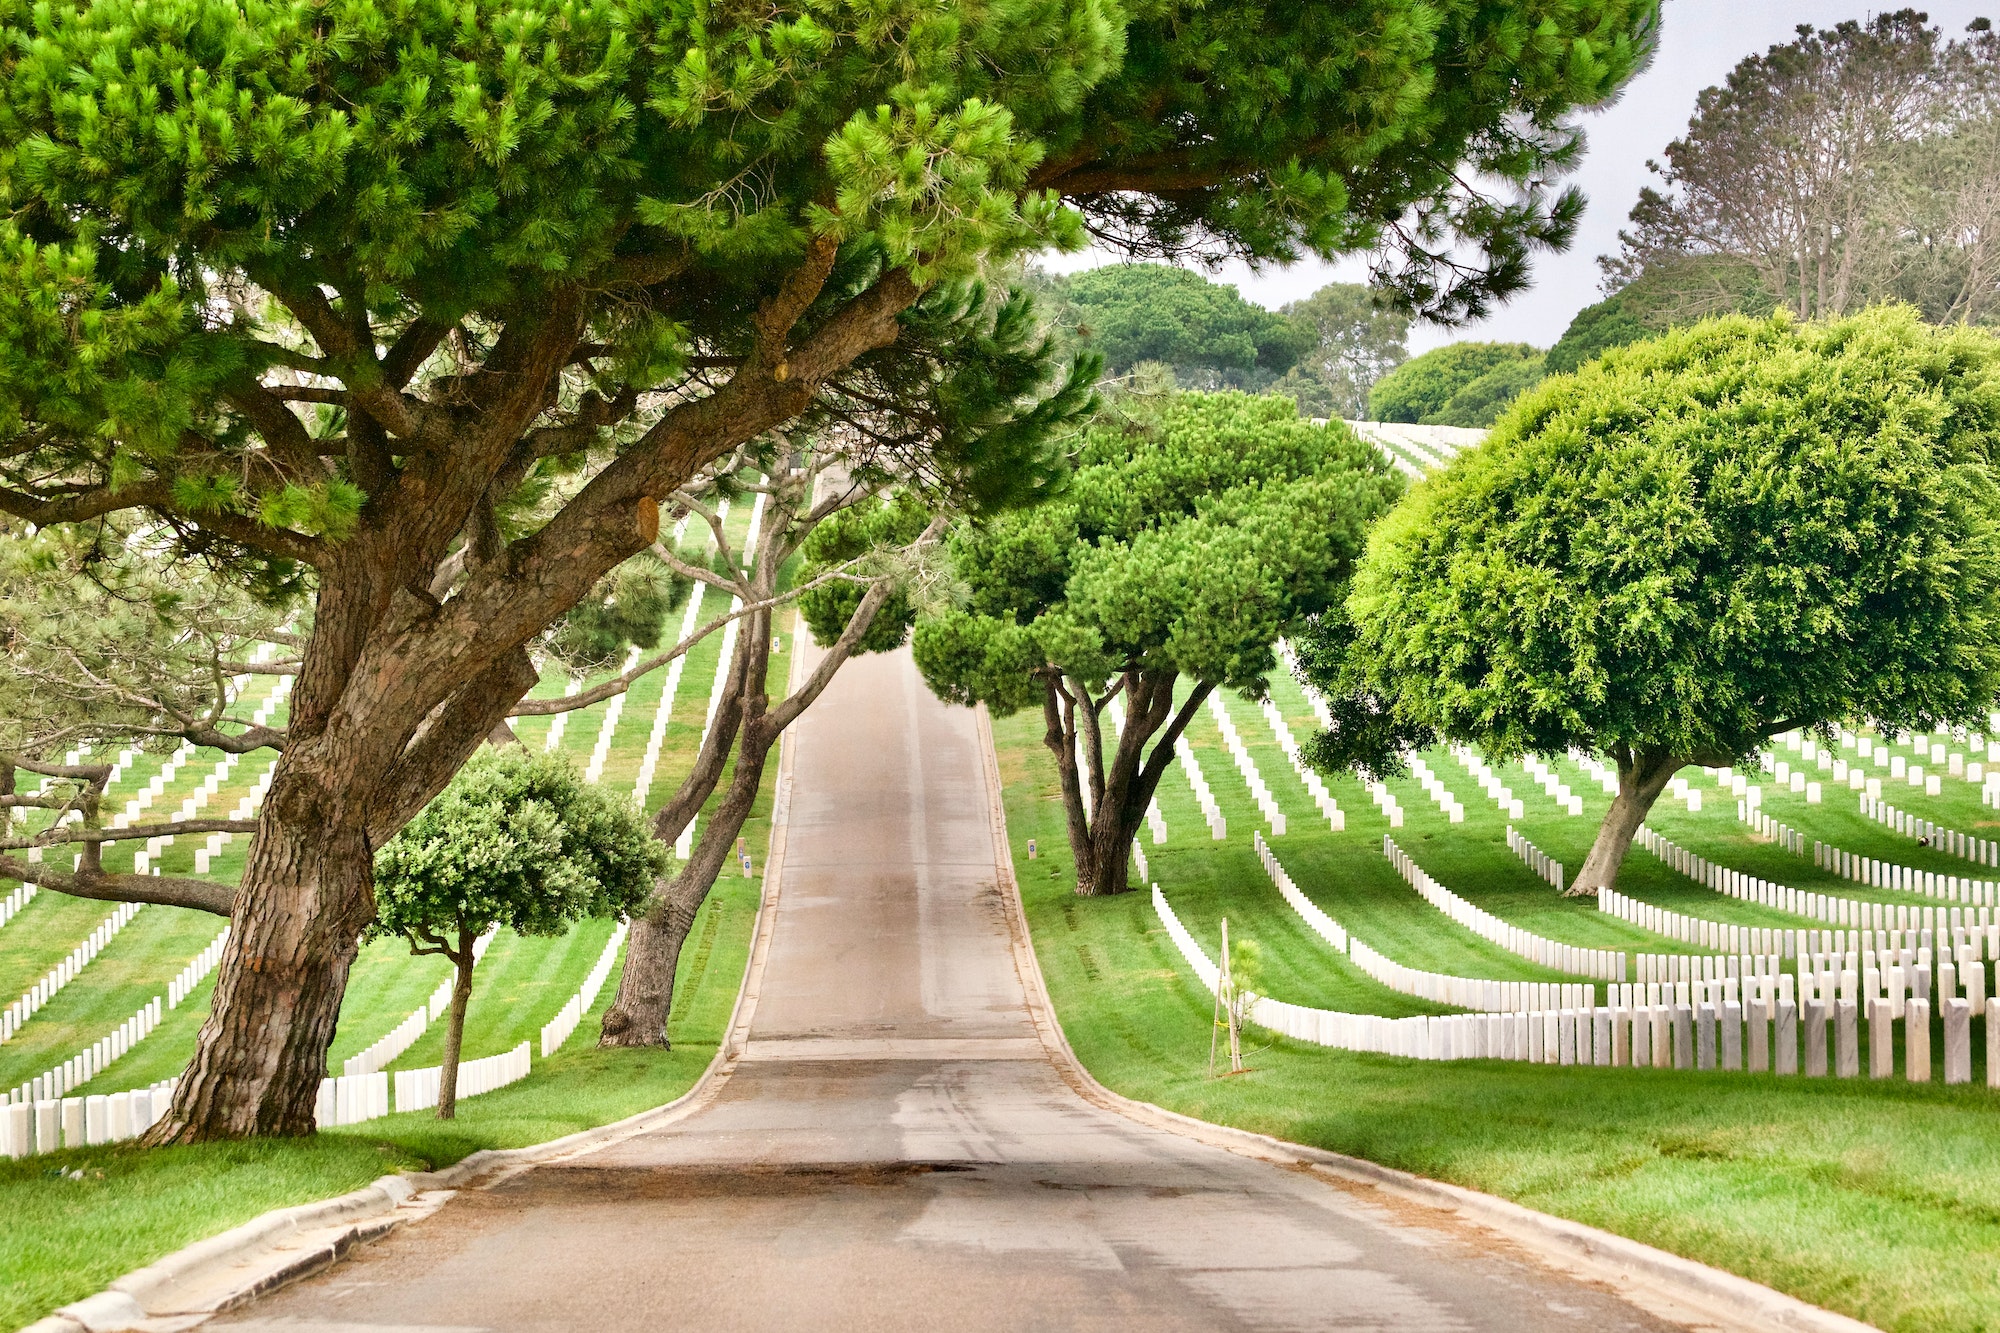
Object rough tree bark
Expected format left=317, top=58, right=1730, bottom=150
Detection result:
left=599, top=577, right=897, bottom=1047
left=1568, top=745, right=1686, bottom=897
left=597, top=633, right=758, bottom=1050
left=1044, top=668, right=1214, bottom=897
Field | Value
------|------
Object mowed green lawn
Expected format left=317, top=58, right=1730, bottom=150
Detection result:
left=0, top=869, right=760, bottom=1333
left=997, top=700, right=2000, bottom=1333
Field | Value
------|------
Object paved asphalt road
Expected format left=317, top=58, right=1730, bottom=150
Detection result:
left=210, top=648, right=1699, bottom=1333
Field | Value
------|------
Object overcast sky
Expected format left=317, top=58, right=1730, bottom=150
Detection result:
left=1046, top=1, right=1997, bottom=353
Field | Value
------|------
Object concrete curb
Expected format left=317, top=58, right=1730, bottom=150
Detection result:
left=970, top=703, right=1881, bottom=1333
left=20, top=640, right=809, bottom=1333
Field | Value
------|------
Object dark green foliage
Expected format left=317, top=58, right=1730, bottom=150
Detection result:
left=1053, top=1, right=1662, bottom=319
left=371, top=749, right=665, bottom=949
left=915, top=392, right=1402, bottom=709
left=1545, top=300, right=1648, bottom=379
left=1424, top=354, right=1547, bottom=427
left=1547, top=256, right=1775, bottom=375
left=1054, top=265, right=1305, bottom=386
left=797, top=495, right=935, bottom=655
left=1366, top=342, right=1541, bottom=423
left=834, top=282, right=1098, bottom=517
left=546, top=558, right=689, bottom=674
left=1302, top=308, right=2000, bottom=775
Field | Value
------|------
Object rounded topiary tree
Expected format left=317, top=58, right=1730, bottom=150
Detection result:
left=1301, top=306, right=2000, bottom=895
left=371, top=749, right=662, bottom=1117
left=917, top=391, right=1400, bottom=896
left=1365, top=341, right=1541, bottom=422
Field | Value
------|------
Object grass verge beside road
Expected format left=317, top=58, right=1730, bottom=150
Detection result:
left=994, top=707, right=2000, bottom=1333
left=0, top=874, right=757, bottom=1333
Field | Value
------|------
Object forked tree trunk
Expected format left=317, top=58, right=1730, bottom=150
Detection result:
left=1043, top=675, right=1098, bottom=890
left=598, top=622, right=765, bottom=1049
left=437, top=944, right=476, bottom=1120
left=1569, top=747, right=1684, bottom=896
left=1049, top=670, right=1213, bottom=898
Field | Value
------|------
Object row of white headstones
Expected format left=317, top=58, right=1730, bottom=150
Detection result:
left=1141, top=679, right=1999, bottom=1086
left=1155, top=870, right=1999, bottom=1084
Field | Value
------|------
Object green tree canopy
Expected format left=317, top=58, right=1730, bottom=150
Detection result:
left=1052, top=265, right=1305, bottom=387
left=0, top=0, right=1656, bottom=1141
left=1300, top=307, right=2000, bottom=895
left=1270, top=283, right=1411, bottom=420
left=1366, top=342, right=1542, bottom=423
left=372, top=748, right=662, bottom=1116
left=1424, top=353, right=1546, bottom=427
left=916, top=392, right=1399, bottom=895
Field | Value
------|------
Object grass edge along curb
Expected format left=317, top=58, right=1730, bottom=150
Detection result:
left=18, top=646, right=809, bottom=1333
left=969, top=703, right=1882, bottom=1333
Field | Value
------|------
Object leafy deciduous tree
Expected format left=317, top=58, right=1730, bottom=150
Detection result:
left=371, top=748, right=662, bottom=1117
left=1269, top=283, right=1412, bottom=420
left=1611, top=11, right=2000, bottom=324
left=1301, top=308, right=2000, bottom=895
left=915, top=392, right=1399, bottom=896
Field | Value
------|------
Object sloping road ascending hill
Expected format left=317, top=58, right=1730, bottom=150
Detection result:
left=211, top=647, right=1688, bottom=1333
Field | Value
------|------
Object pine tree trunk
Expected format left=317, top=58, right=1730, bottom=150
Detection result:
left=1069, top=670, right=1211, bottom=898
left=1081, top=803, right=1138, bottom=896
left=142, top=761, right=377, bottom=1143
left=1569, top=747, right=1683, bottom=896
left=437, top=946, right=476, bottom=1120
left=1042, top=675, right=1097, bottom=892
left=600, top=617, right=776, bottom=1048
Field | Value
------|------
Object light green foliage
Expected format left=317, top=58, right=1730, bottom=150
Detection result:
left=914, top=393, right=1401, bottom=710
left=1269, top=283, right=1410, bottom=420
left=1308, top=308, right=2000, bottom=774
left=371, top=749, right=665, bottom=950
left=1053, top=265, right=1304, bottom=386
left=1366, top=342, right=1540, bottom=423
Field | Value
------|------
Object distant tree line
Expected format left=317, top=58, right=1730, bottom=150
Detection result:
left=1085, top=12, right=2000, bottom=433
left=1030, top=264, right=1413, bottom=420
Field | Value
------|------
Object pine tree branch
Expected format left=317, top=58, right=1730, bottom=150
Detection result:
left=0, top=855, right=234, bottom=915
